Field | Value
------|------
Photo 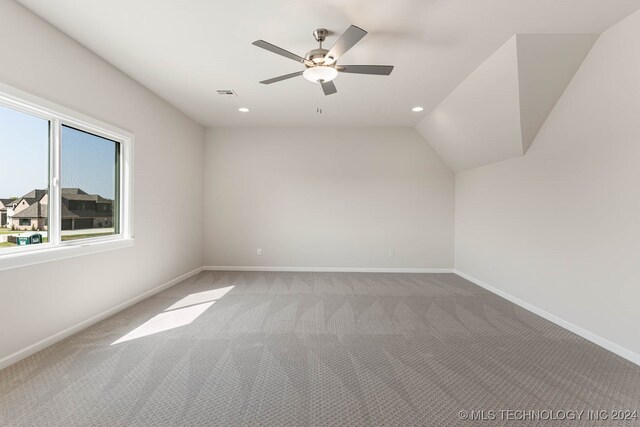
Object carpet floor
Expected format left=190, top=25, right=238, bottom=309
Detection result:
left=1, top=271, right=639, bottom=426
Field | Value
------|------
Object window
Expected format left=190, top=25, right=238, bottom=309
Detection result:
left=0, top=104, right=49, bottom=241
left=61, top=126, right=120, bottom=241
left=0, top=83, right=133, bottom=270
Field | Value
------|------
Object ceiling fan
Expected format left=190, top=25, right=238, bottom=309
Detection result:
left=252, top=25, right=394, bottom=96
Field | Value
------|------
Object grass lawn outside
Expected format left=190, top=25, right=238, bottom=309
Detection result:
left=0, top=231, right=113, bottom=248
left=0, top=228, right=32, bottom=235
left=0, top=236, right=50, bottom=248
left=61, top=232, right=114, bottom=241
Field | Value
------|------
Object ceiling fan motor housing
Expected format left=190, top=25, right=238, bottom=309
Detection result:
left=308, top=28, right=337, bottom=65
left=305, top=48, right=331, bottom=66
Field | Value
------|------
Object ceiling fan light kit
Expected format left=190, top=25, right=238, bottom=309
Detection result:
left=252, top=25, right=394, bottom=96
left=303, top=66, right=338, bottom=83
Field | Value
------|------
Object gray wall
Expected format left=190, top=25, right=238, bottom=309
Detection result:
left=204, top=127, right=454, bottom=269
left=455, top=10, right=640, bottom=356
left=0, top=1, right=204, bottom=363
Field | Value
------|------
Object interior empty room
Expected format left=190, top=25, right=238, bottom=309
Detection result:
left=1, top=0, right=639, bottom=425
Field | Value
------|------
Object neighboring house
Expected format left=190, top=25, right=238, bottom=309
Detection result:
left=7, top=190, right=48, bottom=231
left=0, top=198, right=17, bottom=227
left=4, top=188, right=113, bottom=231
left=60, top=188, right=114, bottom=230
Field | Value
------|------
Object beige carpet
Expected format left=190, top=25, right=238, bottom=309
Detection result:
left=1, top=271, right=639, bottom=426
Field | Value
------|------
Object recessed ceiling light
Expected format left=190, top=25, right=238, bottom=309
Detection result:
left=412, top=106, right=424, bottom=112
left=238, top=107, right=250, bottom=112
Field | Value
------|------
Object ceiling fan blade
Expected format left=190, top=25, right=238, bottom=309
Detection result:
left=321, top=80, right=337, bottom=96
left=252, top=40, right=312, bottom=66
left=325, top=25, right=367, bottom=63
left=259, top=71, right=304, bottom=85
left=338, top=65, right=394, bottom=76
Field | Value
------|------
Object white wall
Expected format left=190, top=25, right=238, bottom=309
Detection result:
left=455, top=10, right=640, bottom=357
left=0, top=1, right=204, bottom=364
left=204, top=127, right=454, bottom=269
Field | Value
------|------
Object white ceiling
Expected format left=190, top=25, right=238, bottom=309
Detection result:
left=15, top=0, right=640, bottom=127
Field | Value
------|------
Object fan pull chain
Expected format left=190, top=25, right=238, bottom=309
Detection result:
left=316, top=88, right=323, bottom=113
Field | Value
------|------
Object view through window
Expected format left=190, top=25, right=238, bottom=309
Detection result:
left=0, top=104, right=49, bottom=249
left=0, top=100, right=124, bottom=253
left=61, top=125, right=119, bottom=241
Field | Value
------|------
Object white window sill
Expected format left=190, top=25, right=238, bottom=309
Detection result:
left=0, top=238, right=134, bottom=272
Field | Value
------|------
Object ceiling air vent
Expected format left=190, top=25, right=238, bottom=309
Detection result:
left=216, top=90, right=237, bottom=96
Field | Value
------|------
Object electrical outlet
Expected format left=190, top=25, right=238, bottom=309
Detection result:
left=257, top=248, right=262, bottom=256
left=388, top=249, right=395, bottom=257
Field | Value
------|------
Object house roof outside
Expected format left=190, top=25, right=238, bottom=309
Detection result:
left=0, top=198, right=17, bottom=212
left=5, top=188, right=113, bottom=220
left=11, top=202, right=48, bottom=219
left=13, top=204, right=112, bottom=220
left=4, top=189, right=112, bottom=204
left=12, top=189, right=47, bottom=208
left=62, top=188, right=112, bottom=203
left=61, top=188, right=86, bottom=194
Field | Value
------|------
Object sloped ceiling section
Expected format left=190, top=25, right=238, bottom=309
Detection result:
left=517, top=34, right=599, bottom=153
left=416, top=37, right=523, bottom=173
left=416, top=33, right=597, bottom=172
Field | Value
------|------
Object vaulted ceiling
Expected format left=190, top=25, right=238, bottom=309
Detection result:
left=16, top=0, right=640, bottom=128
left=416, top=34, right=598, bottom=172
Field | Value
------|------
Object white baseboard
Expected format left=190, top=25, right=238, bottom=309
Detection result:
left=0, top=266, right=203, bottom=371
left=454, top=269, right=640, bottom=367
left=203, top=266, right=454, bottom=273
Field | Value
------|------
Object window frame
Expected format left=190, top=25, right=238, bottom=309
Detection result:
left=0, top=82, right=134, bottom=272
